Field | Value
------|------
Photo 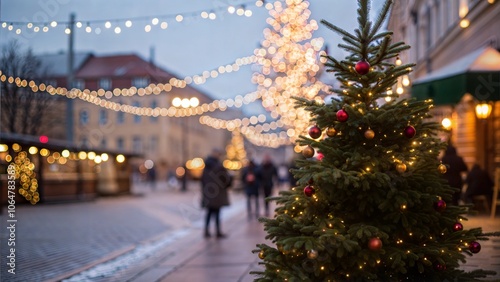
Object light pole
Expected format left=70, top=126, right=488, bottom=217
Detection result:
left=475, top=102, right=492, bottom=173
left=172, top=96, right=199, bottom=192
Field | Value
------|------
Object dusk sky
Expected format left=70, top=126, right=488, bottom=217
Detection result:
left=1, top=0, right=384, bottom=115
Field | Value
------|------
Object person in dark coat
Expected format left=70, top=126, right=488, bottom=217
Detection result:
left=464, top=164, right=494, bottom=206
left=241, top=160, right=260, bottom=219
left=260, top=154, right=278, bottom=216
left=441, top=145, right=468, bottom=205
left=201, top=149, right=232, bottom=238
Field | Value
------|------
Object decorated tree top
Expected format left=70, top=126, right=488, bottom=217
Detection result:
left=252, top=0, right=498, bottom=281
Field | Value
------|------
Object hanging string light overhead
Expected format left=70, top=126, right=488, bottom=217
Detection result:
left=1, top=0, right=263, bottom=36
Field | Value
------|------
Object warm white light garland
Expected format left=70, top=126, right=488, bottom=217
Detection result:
left=2, top=0, right=268, bottom=36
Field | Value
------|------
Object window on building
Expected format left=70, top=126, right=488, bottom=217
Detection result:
left=80, top=136, right=89, bottom=148
left=426, top=6, right=432, bottom=49
left=117, top=137, right=125, bottom=150
left=80, top=109, right=89, bottom=125
left=73, top=79, right=85, bottom=90
left=99, top=78, right=112, bottom=90
left=47, top=79, right=57, bottom=87
left=150, top=136, right=158, bottom=153
left=133, top=101, right=141, bottom=123
left=99, top=109, right=108, bottom=125
left=132, top=77, right=149, bottom=88
left=132, top=136, right=142, bottom=153
left=150, top=100, right=158, bottom=122
left=117, top=110, right=125, bottom=124
left=101, top=138, right=107, bottom=149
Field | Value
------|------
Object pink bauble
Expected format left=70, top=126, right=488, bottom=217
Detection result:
left=355, top=60, right=370, bottom=75
left=304, top=185, right=315, bottom=197
left=317, top=152, right=324, bottom=161
left=336, top=109, right=349, bottom=122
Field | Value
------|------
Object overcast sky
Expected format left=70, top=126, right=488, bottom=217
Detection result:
left=0, top=0, right=384, bottom=115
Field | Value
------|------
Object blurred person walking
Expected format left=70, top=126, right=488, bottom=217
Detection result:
left=464, top=164, right=494, bottom=208
left=441, top=145, right=468, bottom=205
left=241, top=160, right=261, bottom=219
left=260, top=154, right=278, bottom=216
left=201, top=149, right=232, bottom=239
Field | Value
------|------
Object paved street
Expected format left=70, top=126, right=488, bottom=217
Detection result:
left=0, top=181, right=250, bottom=282
left=1, top=181, right=500, bottom=282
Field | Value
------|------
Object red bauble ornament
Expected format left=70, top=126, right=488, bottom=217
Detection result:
left=404, top=126, right=416, bottom=138
left=434, top=262, right=447, bottom=271
left=355, top=60, right=370, bottom=75
left=469, top=241, right=481, bottom=253
left=336, top=109, right=349, bottom=122
left=435, top=199, right=447, bottom=212
left=304, top=185, right=315, bottom=197
left=453, top=222, right=463, bottom=232
left=368, top=237, right=383, bottom=251
left=308, top=125, right=322, bottom=139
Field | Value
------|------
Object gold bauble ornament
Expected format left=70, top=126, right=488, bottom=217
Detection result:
left=396, top=163, right=407, bottom=173
left=326, top=127, right=337, bottom=137
left=302, top=146, right=315, bottom=158
left=258, top=250, right=265, bottom=259
left=438, top=164, right=447, bottom=174
left=364, top=129, right=375, bottom=139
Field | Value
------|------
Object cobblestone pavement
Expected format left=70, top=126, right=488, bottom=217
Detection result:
left=1, top=181, right=499, bottom=282
left=0, top=181, right=245, bottom=282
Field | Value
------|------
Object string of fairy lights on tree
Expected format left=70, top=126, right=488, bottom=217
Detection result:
left=1, top=0, right=269, bottom=36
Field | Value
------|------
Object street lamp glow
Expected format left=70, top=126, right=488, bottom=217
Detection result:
left=87, top=151, right=96, bottom=160
left=441, top=118, right=452, bottom=130
left=101, top=153, right=109, bottom=161
left=62, top=149, right=70, bottom=158
left=181, top=98, right=191, bottom=108
left=78, top=151, right=87, bottom=160
left=172, top=97, right=182, bottom=107
left=460, top=19, right=470, bottom=29
left=475, top=103, right=492, bottom=119
left=116, top=154, right=125, bottom=163
left=190, top=97, right=199, bottom=107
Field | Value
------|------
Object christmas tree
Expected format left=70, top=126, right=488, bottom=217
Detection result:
left=252, top=0, right=498, bottom=281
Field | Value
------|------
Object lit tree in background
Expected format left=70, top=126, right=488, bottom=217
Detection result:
left=224, top=129, right=247, bottom=171
left=253, top=0, right=328, bottom=149
left=253, top=0, right=499, bottom=280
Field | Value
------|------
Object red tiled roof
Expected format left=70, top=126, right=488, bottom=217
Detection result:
left=75, top=54, right=174, bottom=81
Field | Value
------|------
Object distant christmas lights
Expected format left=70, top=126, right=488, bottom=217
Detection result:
left=1, top=0, right=270, bottom=36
